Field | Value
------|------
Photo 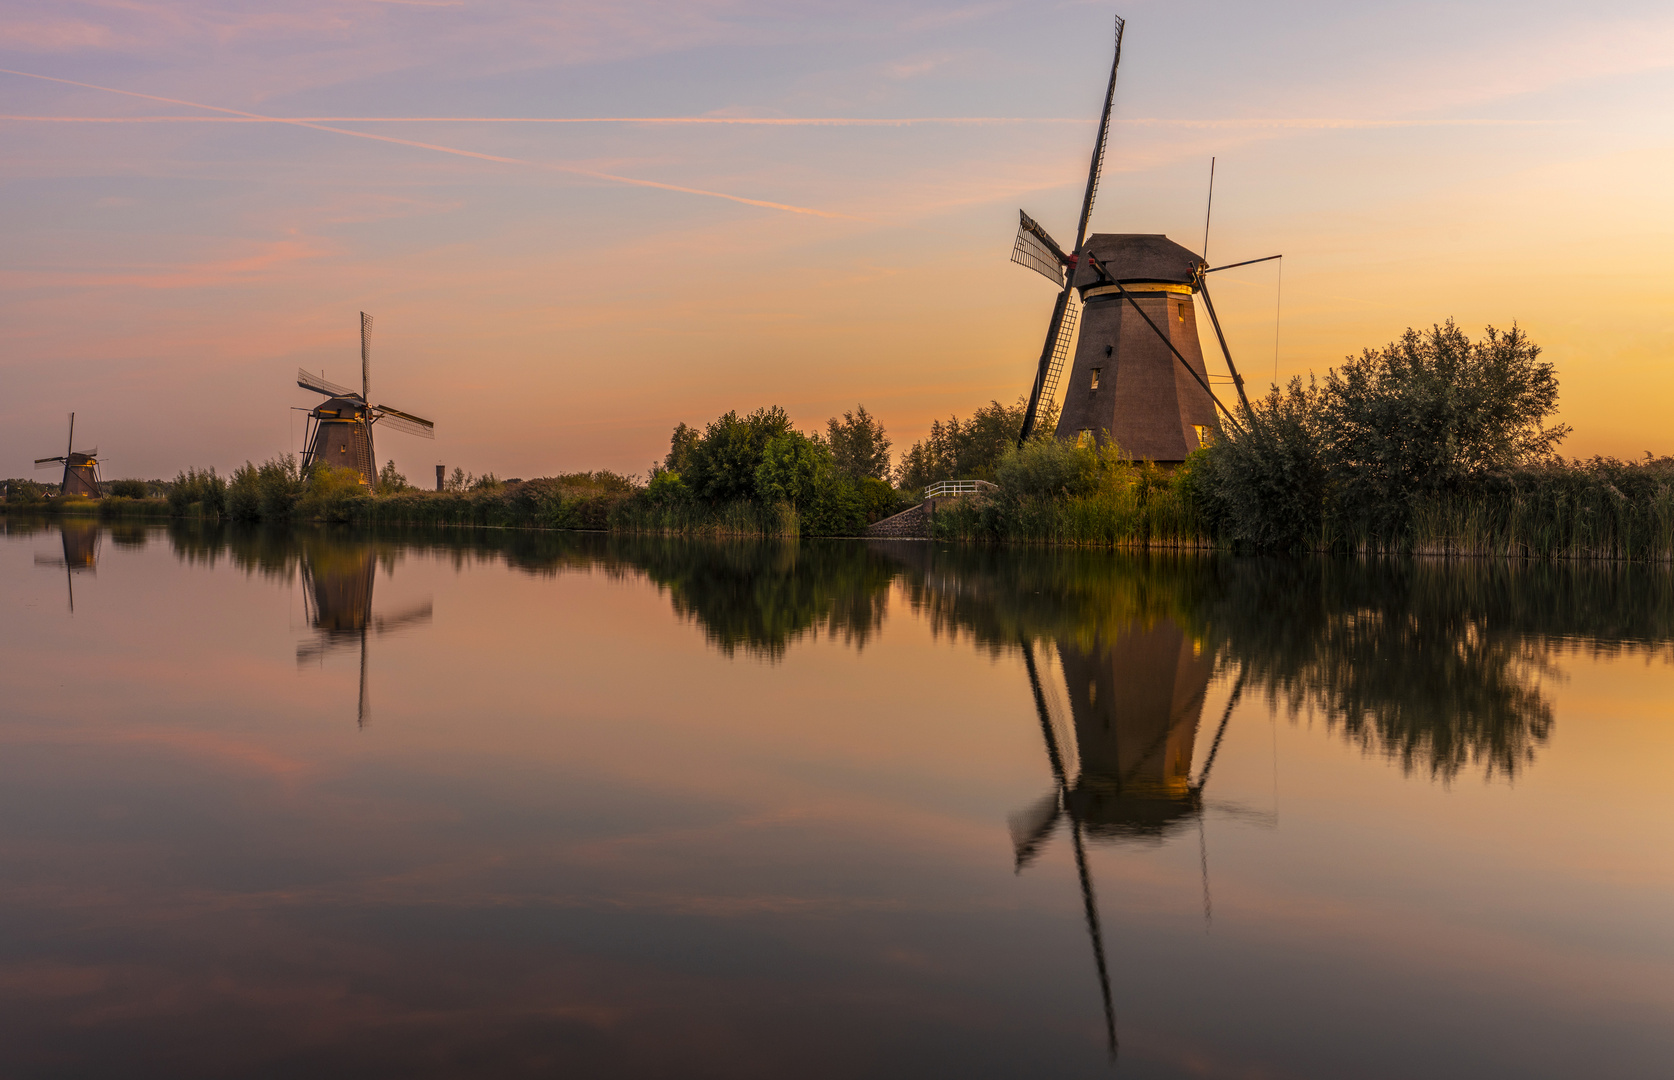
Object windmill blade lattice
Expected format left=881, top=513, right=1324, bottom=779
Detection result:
left=372, top=406, right=434, bottom=440
left=298, top=367, right=360, bottom=399
left=1012, top=211, right=1069, bottom=286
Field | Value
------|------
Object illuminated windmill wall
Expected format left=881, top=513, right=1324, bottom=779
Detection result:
left=1054, top=235, right=1218, bottom=463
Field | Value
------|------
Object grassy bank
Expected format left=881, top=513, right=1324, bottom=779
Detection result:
left=0, top=494, right=173, bottom=519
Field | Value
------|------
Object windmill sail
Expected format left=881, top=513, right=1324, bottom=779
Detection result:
left=298, top=367, right=360, bottom=399
left=1012, top=211, right=1070, bottom=286
left=372, top=405, right=434, bottom=439
left=361, top=311, right=373, bottom=402
left=1017, top=15, right=1126, bottom=446
left=299, top=314, right=435, bottom=485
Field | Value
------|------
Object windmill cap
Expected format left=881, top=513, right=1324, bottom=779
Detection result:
left=1073, top=233, right=1202, bottom=290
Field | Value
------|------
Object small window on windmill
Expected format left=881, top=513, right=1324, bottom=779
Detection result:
left=1077, top=429, right=1093, bottom=448
left=1193, top=425, right=1212, bottom=448
left=1176, top=300, right=1190, bottom=324
left=1090, top=367, right=1102, bottom=390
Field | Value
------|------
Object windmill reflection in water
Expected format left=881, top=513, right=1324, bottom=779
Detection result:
left=1009, top=620, right=1264, bottom=1059
left=296, top=541, right=431, bottom=725
left=33, top=521, right=99, bottom=612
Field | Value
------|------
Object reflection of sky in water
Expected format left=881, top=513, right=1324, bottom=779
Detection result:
left=0, top=521, right=1670, bottom=1078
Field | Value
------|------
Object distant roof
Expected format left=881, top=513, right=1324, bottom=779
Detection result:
left=1072, top=234, right=1202, bottom=289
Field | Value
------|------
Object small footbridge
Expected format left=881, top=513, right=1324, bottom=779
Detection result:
left=866, top=479, right=997, bottom=539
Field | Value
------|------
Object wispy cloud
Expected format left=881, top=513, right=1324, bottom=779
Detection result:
left=1, top=239, right=332, bottom=291
left=0, top=67, right=865, bottom=220
left=0, top=113, right=1083, bottom=126
left=0, top=113, right=1560, bottom=129
left=0, top=19, right=115, bottom=51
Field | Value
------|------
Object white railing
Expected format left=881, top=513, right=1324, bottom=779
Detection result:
left=923, top=479, right=998, bottom=499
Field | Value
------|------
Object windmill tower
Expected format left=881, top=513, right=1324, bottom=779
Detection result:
left=34, top=413, right=102, bottom=497
left=1010, top=18, right=1278, bottom=464
left=298, top=312, right=435, bottom=485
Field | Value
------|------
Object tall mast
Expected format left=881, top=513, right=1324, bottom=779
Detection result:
left=1018, top=17, right=1125, bottom=446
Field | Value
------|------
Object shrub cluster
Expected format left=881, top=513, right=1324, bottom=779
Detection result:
left=894, top=396, right=1059, bottom=491
left=640, top=404, right=900, bottom=536
left=1193, top=321, right=1575, bottom=551
left=932, top=437, right=1204, bottom=547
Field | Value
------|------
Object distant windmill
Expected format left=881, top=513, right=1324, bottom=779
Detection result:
left=297, top=312, right=435, bottom=486
left=1011, top=17, right=1279, bottom=463
left=34, top=413, right=101, bottom=497
left=296, top=541, right=432, bottom=725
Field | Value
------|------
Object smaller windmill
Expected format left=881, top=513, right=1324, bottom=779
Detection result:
left=297, top=312, right=435, bottom=485
left=34, top=413, right=101, bottom=497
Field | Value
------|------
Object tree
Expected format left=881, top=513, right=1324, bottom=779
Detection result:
left=376, top=460, right=409, bottom=495
left=825, top=405, right=892, bottom=481
left=683, top=406, right=792, bottom=502
left=665, top=422, right=700, bottom=473
left=1317, top=321, right=1566, bottom=538
left=1199, top=321, right=1567, bottom=549
left=1196, top=377, right=1329, bottom=550
left=755, top=431, right=829, bottom=510
left=894, top=397, right=1059, bottom=489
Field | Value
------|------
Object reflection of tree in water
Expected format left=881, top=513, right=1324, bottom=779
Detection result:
left=622, top=538, right=895, bottom=659
left=878, top=545, right=1674, bottom=784
left=1202, top=559, right=1674, bottom=781
left=158, top=523, right=1674, bottom=779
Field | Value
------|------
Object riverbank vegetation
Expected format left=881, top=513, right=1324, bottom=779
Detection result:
left=8, top=322, right=1669, bottom=559
left=3, top=403, right=908, bottom=538
left=932, top=321, right=1674, bottom=560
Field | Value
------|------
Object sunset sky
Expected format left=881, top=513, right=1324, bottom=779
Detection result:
left=3, top=0, right=1671, bottom=482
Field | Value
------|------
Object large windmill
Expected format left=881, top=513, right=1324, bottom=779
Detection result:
left=34, top=413, right=101, bottom=497
left=297, top=312, right=435, bottom=485
left=1011, top=17, right=1279, bottom=463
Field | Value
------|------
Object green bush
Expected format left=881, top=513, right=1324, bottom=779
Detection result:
left=1191, top=321, right=1573, bottom=552
left=755, top=431, right=828, bottom=510
left=228, top=456, right=305, bottom=522
left=684, top=407, right=792, bottom=502
left=109, top=479, right=148, bottom=499
left=858, top=477, right=897, bottom=523
left=168, top=467, right=227, bottom=519
left=1193, top=377, right=1329, bottom=551
left=994, top=437, right=1100, bottom=500
left=2, top=479, right=51, bottom=504
left=296, top=465, right=368, bottom=522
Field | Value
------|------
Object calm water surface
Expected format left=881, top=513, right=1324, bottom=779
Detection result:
left=2, top=519, right=1671, bottom=1078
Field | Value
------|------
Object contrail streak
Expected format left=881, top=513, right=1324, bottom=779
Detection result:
left=0, top=115, right=1083, bottom=126
left=0, top=68, right=862, bottom=219
left=0, top=113, right=1557, bottom=130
